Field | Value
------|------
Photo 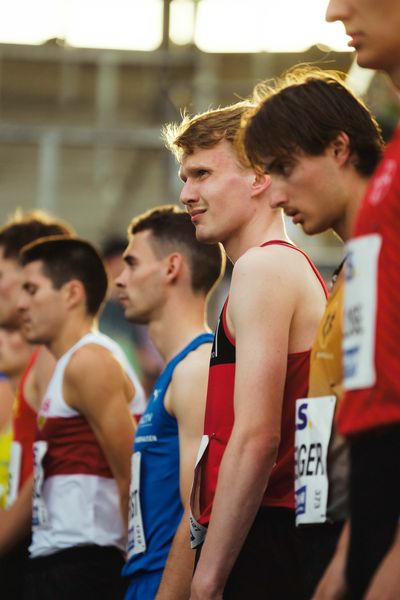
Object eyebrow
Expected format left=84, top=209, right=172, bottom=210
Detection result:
left=179, top=164, right=210, bottom=182
left=123, top=254, right=137, bottom=266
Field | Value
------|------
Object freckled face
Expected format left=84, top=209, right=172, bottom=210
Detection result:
left=179, top=140, right=256, bottom=247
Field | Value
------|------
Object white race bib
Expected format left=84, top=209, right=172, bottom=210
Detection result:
left=343, top=234, right=382, bottom=390
left=32, top=441, right=49, bottom=530
left=6, top=441, right=22, bottom=508
left=295, top=396, right=336, bottom=525
left=127, top=451, right=147, bottom=559
left=189, top=435, right=209, bottom=549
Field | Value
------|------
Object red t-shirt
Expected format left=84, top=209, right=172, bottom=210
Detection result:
left=338, top=128, right=400, bottom=437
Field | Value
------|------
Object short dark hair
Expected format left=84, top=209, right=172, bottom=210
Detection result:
left=241, top=68, right=384, bottom=177
left=129, top=205, right=225, bottom=296
left=20, top=236, right=108, bottom=316
left=0, top=210, right=74, bottom=260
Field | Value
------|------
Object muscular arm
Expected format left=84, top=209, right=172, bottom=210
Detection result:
left=64, top=346, right=136, bottom=527
left=191, top=250, right=300, bottom=600
left=156, top=343, right=211, bottom=600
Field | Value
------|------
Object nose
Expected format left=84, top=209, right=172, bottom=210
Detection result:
left=325, top=0, right=348, bottom=23
left=267, top=181, right=288, bottom=209
left=17, top=289, right=28, bottom=313
left=179, top=179, right=198, bottom=208
left=115, top=269, right=126, bottom=289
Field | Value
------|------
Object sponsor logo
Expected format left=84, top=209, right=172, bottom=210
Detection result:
left=368, top=159, right=397, bottom=206
left=295, top=485, right=306, bottom=516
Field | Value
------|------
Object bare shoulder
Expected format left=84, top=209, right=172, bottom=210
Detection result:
left=64, top=343, right=128, bottom=398
left=67, top=343, right=121, bottom=374
left=234, top=243, right=318, bottom=282
left=167, top=340, right=212, bottom=418
left=172, top=341, right=212, bottom=386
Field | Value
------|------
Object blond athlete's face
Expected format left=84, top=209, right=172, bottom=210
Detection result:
left=326, top=0, right=400, bottom=84
left=179, top=140, right=258, bottom=249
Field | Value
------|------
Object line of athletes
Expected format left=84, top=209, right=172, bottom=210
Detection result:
left=0, top=3, right=399, bottom=598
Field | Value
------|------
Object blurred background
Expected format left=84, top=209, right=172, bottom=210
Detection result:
left=1, top=0, right=399, bottom=273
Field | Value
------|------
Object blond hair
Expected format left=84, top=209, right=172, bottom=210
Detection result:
left=162, top=101, right=254, bottom=163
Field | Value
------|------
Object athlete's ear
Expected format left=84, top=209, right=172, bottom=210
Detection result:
left=164, top=252, right=183, bottom=285
left=63, top=279, right=85, bottom=311
left=330, top=131, right=351, bottom=166
left=250, top=171, right=272, bottom=198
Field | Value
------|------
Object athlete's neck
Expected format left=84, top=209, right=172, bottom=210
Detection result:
left=48, top=319, right=95, bottom=359
left=147, top=297, right=210, bottom=363
left=225, top=214, right=290, bottom=263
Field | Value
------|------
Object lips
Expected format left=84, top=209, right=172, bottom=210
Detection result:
left=117, top=296, right=129, bottom=306
left=347, top=32, right=362, bottom=49
left=190, top=209, right=206, bottom=222
left=284, top=208, right=303, bottom=225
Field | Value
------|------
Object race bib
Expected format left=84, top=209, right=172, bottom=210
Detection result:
left=127, top=452, right=147, bottom=559
left=189, top=435, right=209, bottom=549
left=6, top=441, right=22, bottom=508
left=343, top=234, right=382, bottom=390
left=295, top=396, right=336, bottom=525
left=32, top=441, right=49, bottom=530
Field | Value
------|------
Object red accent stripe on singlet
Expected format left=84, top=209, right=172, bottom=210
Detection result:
left=18, top=347, right=42, bottom=400
left=260, top=240, right=328, bottom=299
left=221, top=240, right=329, bottom=347
left=38, top=415, right=114, bottom=479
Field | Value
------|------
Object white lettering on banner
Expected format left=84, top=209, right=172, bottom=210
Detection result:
left=343, top=234, right=381, bottom=390
left=127, top=452, right=147, bottom=559
left=189, top=435, right=209, bottom=549
left=32, top=441, right=49, bottom=529
left=295, top=396, right=336, bottom=525
left=6, top=441, right=22, bottom=508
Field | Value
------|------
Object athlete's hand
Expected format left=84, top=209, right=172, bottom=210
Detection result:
left=311, top=549, right=348, bottom=600
left=364, top=528, right=400, bottom=600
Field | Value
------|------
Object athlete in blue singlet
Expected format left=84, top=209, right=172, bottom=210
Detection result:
left=123, top=334, right=213, bottom=598
left=116, top=206, right=225, bottom=599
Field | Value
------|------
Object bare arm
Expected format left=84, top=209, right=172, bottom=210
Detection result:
left=156, top=342, right=211, bottom=600
left=312, top=521, right=350, bottom=600
left=64, top=345, right=136, bottom=527
left=364, top=525, right=400, bottom=600
left=191, top=250, right=299, bottom=600
left=0, top=379, right=14, bottom=432
left=0, top=475, right=33, bottom=555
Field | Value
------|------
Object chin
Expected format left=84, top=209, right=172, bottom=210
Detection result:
left=125, top=310, right=149, bottom=325
left=301, top=222, right=322, bottom=236
left=195, top=228, right=219, bottom=245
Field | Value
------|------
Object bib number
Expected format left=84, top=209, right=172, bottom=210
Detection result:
left=127, top=452, right=147, bottom=559
left=6, top=441, right=22, bottom=508
left=343, top=234, right=381, bottom=390
left=32, top=441, right=49, bottom=530
left=189, top=435, right=209, bottom=549
left=295, top=396, right=336, bottom=525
